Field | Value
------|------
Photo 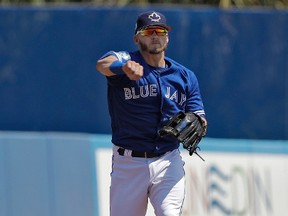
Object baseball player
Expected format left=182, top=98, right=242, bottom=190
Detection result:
left=96, top=11, right=207, bottom=216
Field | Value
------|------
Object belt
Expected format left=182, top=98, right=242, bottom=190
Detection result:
left=117, top=148, right=166, bottom=158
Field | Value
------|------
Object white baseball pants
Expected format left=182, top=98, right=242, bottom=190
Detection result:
left=110, top=145, right=185, bottom=216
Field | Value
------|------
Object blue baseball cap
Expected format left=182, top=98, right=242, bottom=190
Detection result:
left=135, top=11, right=172, bottom=34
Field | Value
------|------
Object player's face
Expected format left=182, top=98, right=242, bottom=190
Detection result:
left=135, top=27, right=169, bottom=54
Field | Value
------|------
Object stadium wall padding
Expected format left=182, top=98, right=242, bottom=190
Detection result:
left=0, top=7, right=287, bottom=139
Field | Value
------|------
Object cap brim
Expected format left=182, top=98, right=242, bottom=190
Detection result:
left=142, top=24, right=172, bottom=31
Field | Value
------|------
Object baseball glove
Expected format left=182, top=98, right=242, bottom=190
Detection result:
left=158, top=111, right=206, bottom=160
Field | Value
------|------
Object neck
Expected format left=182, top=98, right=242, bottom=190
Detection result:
left=140, top=50, right=166, bottom=68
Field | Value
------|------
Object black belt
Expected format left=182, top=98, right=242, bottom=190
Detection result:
left=117, top=148, right=166, bottom=158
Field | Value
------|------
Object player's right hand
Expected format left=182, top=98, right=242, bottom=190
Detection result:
left=122, top=60, right=144, bottom=80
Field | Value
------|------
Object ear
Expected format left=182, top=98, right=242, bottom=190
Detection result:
left=134, top=35, right=139, bottom=44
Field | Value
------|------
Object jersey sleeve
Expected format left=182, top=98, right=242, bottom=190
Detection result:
left=185, top=72, right=206, bottom=117
left=99, top=51, right=131, bottom=63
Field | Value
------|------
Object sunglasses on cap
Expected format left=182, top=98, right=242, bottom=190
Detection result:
left=137, top=27, right=168, bottom=36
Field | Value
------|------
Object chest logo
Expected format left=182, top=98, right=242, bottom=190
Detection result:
left=165, top=87, right=186, bottom=106
left=124, top=84, right=157, bottom=100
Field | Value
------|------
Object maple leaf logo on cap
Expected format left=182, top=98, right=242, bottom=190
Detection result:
left=134, top=11, right=171, bottom=34
left=148, top=12, right=161, bottom=22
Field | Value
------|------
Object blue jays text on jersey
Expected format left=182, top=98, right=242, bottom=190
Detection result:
left=99, top=51, right=205, bottom=153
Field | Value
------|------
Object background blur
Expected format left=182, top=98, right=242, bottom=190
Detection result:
left=0, top=4, right=287, bottom=139
left=0, top=0, right=288, bottom=8
left=0, top=1, right=287, bottom=216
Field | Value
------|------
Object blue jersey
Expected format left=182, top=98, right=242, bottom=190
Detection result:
left=100, top=50, right=205, bottom=153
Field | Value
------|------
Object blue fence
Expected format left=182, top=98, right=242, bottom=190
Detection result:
left=0, top=7, right=287, bottom=139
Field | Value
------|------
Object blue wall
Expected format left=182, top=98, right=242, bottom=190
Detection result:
left=0, top=132, right=95, bottom=216
left=0, top=7, right=287, bottom=139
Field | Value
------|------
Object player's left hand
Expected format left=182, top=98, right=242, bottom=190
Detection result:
left=201, top=117, right=208, bottom=136
left=158, top=112, right=207, bottom=160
